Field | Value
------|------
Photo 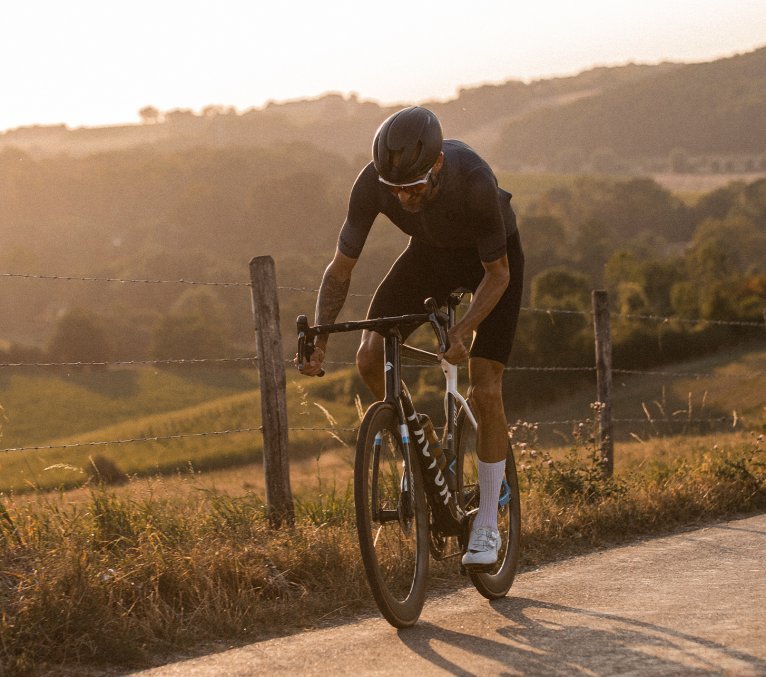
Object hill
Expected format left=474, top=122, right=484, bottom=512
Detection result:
left=494, top=47, right=766, bottom=170
left=1, top=47, right=763, bottom=173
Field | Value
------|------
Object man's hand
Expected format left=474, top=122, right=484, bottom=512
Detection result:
left=439, top=328, right=469, bottom=364
left=294, top=344, right=326, bottom=376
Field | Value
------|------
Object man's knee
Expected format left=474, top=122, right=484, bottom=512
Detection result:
left=356, top=333, right=383, bottom=377
left=469, top=358, right=505, bottom=416
left=469, top=380, right=503, bottom=414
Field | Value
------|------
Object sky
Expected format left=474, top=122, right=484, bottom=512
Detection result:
left=1, top=0, right=765, bottom=133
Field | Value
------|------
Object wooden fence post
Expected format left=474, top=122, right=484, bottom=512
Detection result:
left=592, top=290, right=614, bottom=476
left=249, top=255, right=294, bottom=528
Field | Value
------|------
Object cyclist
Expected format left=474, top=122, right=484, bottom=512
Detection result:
left=298, top=106, right=524, bottom=569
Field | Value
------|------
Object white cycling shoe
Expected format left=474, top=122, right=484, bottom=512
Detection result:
left=462, top=525, right=501, bottom=569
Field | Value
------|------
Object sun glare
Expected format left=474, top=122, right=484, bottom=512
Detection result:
left=1, top=0, right=764, bottom=131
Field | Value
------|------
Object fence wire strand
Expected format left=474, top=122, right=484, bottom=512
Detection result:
left=4, top=270, right=764, bottom=329
left=1, top=270, right=763, bottom=461
left=0, top=357, right=257, bottom=369
left=0, top=272, right=250, bottom=287
left=1, top=414, right=743, bottom=455
left=0, top=428, right=263, bottom=454
left=4, top=358, right=765, bottom=381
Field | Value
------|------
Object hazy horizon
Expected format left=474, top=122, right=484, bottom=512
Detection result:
left=2, top=0, right=765, bottom=134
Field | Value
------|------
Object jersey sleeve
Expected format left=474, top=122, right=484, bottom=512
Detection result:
left=337, top=164, right=381, bottom=259
left=466, top=168, right=511, bottom=262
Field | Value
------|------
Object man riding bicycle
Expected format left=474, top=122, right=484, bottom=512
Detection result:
left=298, top=106, right=524, bottom=568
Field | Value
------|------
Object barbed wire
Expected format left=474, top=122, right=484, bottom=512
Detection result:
left=0, top=357, right=257, bottom=369
left=613, top=367, right=766, bottom=379
left=0, top=356, right=593, bottom=372
left=613, top=417, right=735, bottom=423
left=0, top=272, right=251, bottom=287
left=620, top=312, right=764, bottom=328
left=6, top=356, right=764, bottom=380
left=0, top=428, right=263, bottom=454
left=3, top=270, right=764, bottom=328
left=273, top=285, right=374, bottom=299
left=2, top=414, right=743, bottom=455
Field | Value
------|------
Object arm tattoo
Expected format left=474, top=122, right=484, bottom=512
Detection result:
left=315, top=271, right=350, bottom=326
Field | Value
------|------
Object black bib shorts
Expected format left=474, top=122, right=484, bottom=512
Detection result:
left=367, top=230, right=524, bottom=365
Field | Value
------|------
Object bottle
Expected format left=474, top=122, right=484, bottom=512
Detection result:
left=417, top=414, right=446, bottom=472
left=406, top=411, right=463, bottom=532
left=417, top=414, right=457, bottom=494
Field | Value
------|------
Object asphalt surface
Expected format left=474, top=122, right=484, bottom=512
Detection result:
left=132, top=513, right=766, bottom=676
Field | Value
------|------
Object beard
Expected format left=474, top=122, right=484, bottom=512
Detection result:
left=397, top=184, right=435, bottom=213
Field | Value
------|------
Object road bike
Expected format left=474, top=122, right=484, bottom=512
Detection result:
left=297, top=294, right=521, bottom=628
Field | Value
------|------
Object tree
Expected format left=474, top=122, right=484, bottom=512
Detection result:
left=617, top=281, right=651, bottom=315
left=151, top=288, right=232, bottom=361
left=138, top=106, right=161, bottom=124
left=530, top=267, right=592, bottom=310
left=572, top=219, right=614, bottom=287
left=48, top=308, right=113, bottom=364
left=518, top=215, right=567, bottom=291
left=526, top=267, right=593, bottom=367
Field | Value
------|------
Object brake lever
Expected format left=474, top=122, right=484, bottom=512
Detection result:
left=296, top=315, right=324, bottom=377
left=423, top=298, right=450, bottom=354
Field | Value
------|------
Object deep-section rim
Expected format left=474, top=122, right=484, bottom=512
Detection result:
left=354, top=401, right=429, bottom=627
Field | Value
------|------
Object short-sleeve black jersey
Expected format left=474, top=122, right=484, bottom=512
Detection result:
left=337, top=140, right=516, bottom=263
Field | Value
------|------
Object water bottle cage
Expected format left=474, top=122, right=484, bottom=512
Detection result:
left=405, top=414, right=464, bottom=534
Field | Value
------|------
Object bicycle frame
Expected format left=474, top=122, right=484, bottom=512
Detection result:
left=298, top=295, right=521, bottom=624
left=395, top=297, right=478, bottom=456
left=297, top=295, right=478, bottom=516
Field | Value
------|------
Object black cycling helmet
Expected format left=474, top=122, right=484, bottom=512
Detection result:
left=372, top=106, right=443, bottom=185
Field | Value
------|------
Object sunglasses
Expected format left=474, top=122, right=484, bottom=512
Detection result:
left=378, top=167, right=433, bottom=193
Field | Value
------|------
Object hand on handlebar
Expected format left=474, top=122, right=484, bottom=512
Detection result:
left=438, top=328, right=469, bottom=365
left=295, top=344, right=326, bottom=376
left=296, top=314, right=326, bottom=377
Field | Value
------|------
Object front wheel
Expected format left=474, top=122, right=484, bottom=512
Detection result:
left=354, top=402, right=429, bottom=627
left=455, top=406, right=521, bottom=600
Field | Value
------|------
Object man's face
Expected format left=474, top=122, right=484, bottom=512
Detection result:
left=385, top=181, right=432, bottom=213
left=380, top=153, right=443, bottom=213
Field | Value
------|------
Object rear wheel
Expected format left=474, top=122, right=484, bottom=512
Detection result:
left=354, top=402, right=429, bottom=627
left=455, top=406, right=521, bottom=599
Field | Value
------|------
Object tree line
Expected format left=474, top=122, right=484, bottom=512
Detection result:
left=0, top=142, right=764, bottom=413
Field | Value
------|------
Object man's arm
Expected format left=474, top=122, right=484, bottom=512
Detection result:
left=298, top=248, right=358, bottom=376
left=442, top=255, right=510, bottom=364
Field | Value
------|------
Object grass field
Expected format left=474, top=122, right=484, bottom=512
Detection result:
left=1, top=340, right=765, bottom=674
left=1, top=423, right=763, bottom=674
left=1, top=342, right=764, bottom=495
left=0, top=367, right=362, bottom=494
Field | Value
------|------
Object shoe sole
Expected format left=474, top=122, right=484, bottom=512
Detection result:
left=462, top=560, right=497, bottom=573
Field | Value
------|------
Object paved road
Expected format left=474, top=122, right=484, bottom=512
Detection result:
left=133, top=513, right=766, bottom=676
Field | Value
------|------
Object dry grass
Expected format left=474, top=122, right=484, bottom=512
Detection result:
left=0, top=425, right=764, bottom=675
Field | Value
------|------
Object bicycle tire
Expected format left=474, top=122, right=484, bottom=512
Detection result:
left=455, top=406, right=521, bottom=600
left=354, top=401, right=430, bottom=627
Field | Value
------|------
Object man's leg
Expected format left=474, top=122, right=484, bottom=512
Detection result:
left=468, top=356, right=508, bottom=463
left=356, top=242, right=448, bottom=402
left=357, top=329, right=385, bottom=401
left=462, top=356, right=508, bottom=567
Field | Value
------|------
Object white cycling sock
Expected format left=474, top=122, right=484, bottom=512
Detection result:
left=474, top=459, right=506, bottom=530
